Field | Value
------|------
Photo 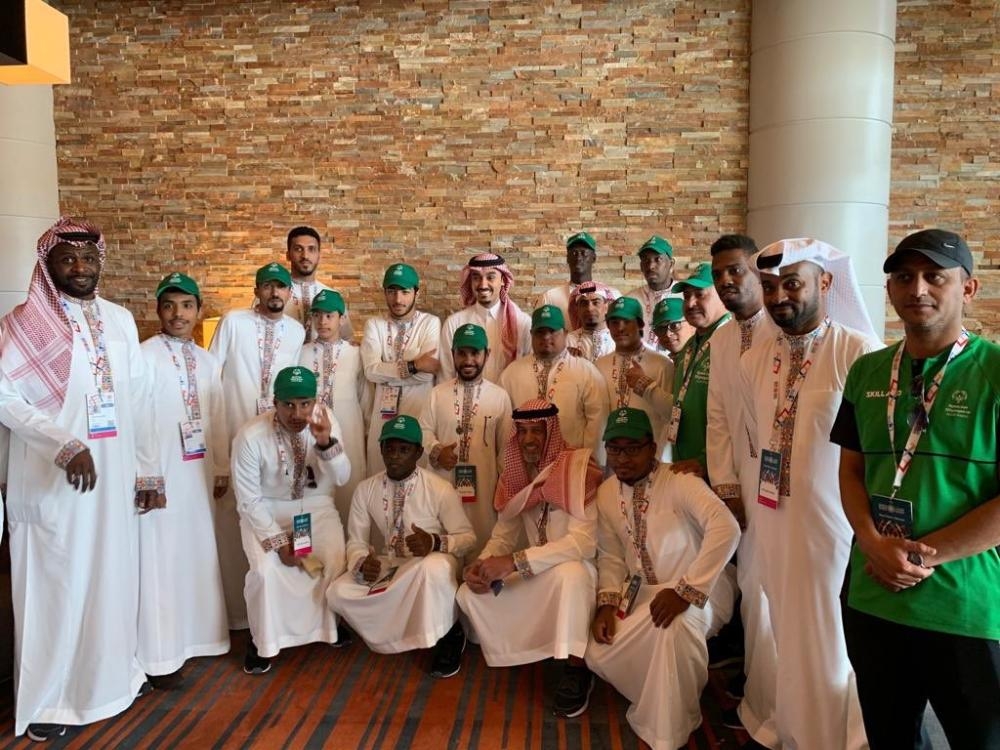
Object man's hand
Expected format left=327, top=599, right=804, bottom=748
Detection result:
left=592, top=604, right=618, bottom=644
left=649, top=589, right=690, bottom=629
left=405, top=523, right=435, bottom=557
left=624, top=361, right=647, bottom=390
left=213, top=477, right=229, bottom=499
left=858, top=533, right=936, bottom=592
left=135, top=489, right=166, bottom=514
left=309, top=405, right=333, bottom=447
left=478, top=554, right=515, bottom=583
left=668, top=459, right=706, bottom=478
left=361, top=552, right=382, bottom=583
left=436, top=443, right=458, bottom=471
left=567, top=346, right=584, bottom=358
left=276, top=543, right=303, bottom=569
left=413, top=349, right=440, bottom=374
left=462, top=560, right=491, bottom=595
left=65, top=449, right=97, bottom=493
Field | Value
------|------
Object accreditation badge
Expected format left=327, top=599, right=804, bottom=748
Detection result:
left=664, top=404, right=682, bottom=444
left=379, top=386, right=401, bottom=420
left=179, top=419, right=207, bottom=461
left=869, top=494, right=914, bottom=539
left=757, top=448, right=782, bottom=509
left=616, top=573, right=643, bottom=620
left=454, top=464, right=477, bottom=503
left=256, top=397, right=274, bottom=416
left=86, top=391, right=118, bottom=439
left=292, top=512, right=313, bottom=557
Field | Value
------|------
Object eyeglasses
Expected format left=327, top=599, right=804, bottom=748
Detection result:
left=655, top=322, right=686, bottom=334
left=605, top=441, right=652, bottom=458
left=908, top=359, right=929, bottom=430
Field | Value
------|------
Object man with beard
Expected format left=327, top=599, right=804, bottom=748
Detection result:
left=328, top=415, right=475, bottom=677
left=420, top=324, right=512, bottom=557
left=283, top=226, right=353, bottom=343
left=535, top=232, right=621, bottom=319
left=650, top=297, right=695, bottom=359
left=594, top=297, right=673, bottom=460
left=0, top=217, right=163, bottom=740
left=587, top=408, right=740, bottom=750
left=210, top=262, right=305, bottom=629
left=457, top=399, right=603, bottom=718
left=566, top=281, right=617, bottom=363
left=499, top=305, right=608, bottom=455
left=739, top=239, right=880, bottom=750
left=438, top=253, right=531, bottom=384
left=625, top=235, right=680, bottom=349
left=361, top=263, right=441, bottom=476
left=233, top=366, right=352, bottom=674
left=667, top=263, right=731, bottom=477
left=138, top=273, right=230, bottom=686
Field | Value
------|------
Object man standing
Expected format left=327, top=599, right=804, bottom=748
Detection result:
left=283, top=226, right=352, bottom=342
left=0, top=217, right=163, bottom=740
left=210, top=261, right=305, bottom=629
left=232, top=367, right=352, bottom=674
left=458, top=399, right=603, bottom=718
left=667, top=262, right=731, bottom=476
left=138, top=272, right=230, bottom=684
left=566, top=281, right=617, bottom=363
left=536, top=232, right=621, bottom=318
left=327, top=415, right=475, bottom=678
left=625, top=235, right=678, bottom=348
left=650, top=297, right=694, bottom=359
left=360, top=263, right=441, bottom=476
left=499, top=305, right=608, bottom=454
left=419, top=324, right=512, bottom=556
left=740, top=238, right=879, bottom=750
left=438, top=253, right=531, bottom=384
left=832, top=229, right=1000, bottom=749
left=587, top=408, right=739, bottom=750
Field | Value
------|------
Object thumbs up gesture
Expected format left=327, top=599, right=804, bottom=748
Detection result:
left=405, top=523, right=437, bottom=557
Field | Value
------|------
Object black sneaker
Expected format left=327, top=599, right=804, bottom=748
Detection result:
left=148, top=670, right=183, bottom=690
left=725, top=670, right=746, bottom=700
left=552, top=663, right=595, bottom=718
left=26, top=724, right=66, bottom=742
left=722, top=706, right=744, bottom=730
left=707, top=634, right=745, bottom=669
left=332, top=625, right=354, bottom=649
left=243, top=641, right=272, bottom=675
left=137, top=680, right=154, bottom=697
left=429, top=624, right=466, bottom=679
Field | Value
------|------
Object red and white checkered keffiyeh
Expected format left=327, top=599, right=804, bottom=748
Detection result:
left=567, top=280, right=616, bottom=332
left=459, top=253, right=525, bottom=369
left=1, top=216, right=107, bottom=415
left=493, top=398, right=601, bottom=521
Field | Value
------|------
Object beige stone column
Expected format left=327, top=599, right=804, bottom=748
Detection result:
left=747, top=1, right=896, bottom=337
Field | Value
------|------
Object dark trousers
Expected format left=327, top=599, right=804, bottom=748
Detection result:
left=844, top=606, right=1000, bottom=750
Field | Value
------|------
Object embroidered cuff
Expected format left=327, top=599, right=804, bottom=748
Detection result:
left=135, top=475, right=165, bottom=493
left=428, top=443, right=443, bottom=469
left=55, top=439, right=88, bottom=469
left=397, top=360, right=410, bottom=380
left=316, top=440, right=344, bottom=461
left=438, top=534, right=451, bottom=554
left=631, top=375, right=653, bottom=397
left=714, top=483, right=741, bottom=501
left=597, top=590, right=622, bottom=609
left=675, top=578, right=708, bottom=609
left=513, top=549, right=534, bottom=579
left=262, top=532, right=290, bottom=552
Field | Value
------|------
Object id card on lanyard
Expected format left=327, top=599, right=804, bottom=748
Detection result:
left=180, top=419, right=207, bottom=460
left=87, top=392, right=118, bottom=439
left=667, top=340, right=710, bottom=444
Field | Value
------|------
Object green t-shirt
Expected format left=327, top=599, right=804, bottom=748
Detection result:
left=836, top=335, right=1000, bottom=639
left=671, top=314, right=730, bottom=469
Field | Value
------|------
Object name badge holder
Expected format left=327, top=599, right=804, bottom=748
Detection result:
left=293, top=511, right=313, bottom=557
left=616, top=574, right=643, bottom=620
left=455, top=464, right=477, bottom=503
left=757, top=449, right=782, bottom=509
left=179, top=418, right=207, bottom=461
left=380, top=386, right=401, bottom=420
left=87, top=391, right=118, bottom=440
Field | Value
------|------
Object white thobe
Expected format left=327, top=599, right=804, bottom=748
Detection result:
left=498, top=351, right=609, bottom=454
left=232, top=410, right=351, bottom=658
left=739, top=321, right=879, bottom=750
left=418, top=377, right=512, bottom=556
left=594, top=348, right=674, bottom=459
left=457, top=492, right=598, bottom=666
left=137, top=335, right=230, bottom=675
left=566, top=327, right=616, bottom=363
left=438, top=302, right=531, bottom=383
left=0, top=299, right=159, bottom=735
left=209, top=309, right=304, bottom=629
left=536, top=282, right=622, bottom=320
left=328, top=467, right=475, bottom=653
left=625, top=286, right=680, bottom=349
left=586, top=465, right=739, bottom=750
left=299, top=340, right=371, bottom=526
left=284, top=278, right=354, bottom=342
left=360, top=312, right=441, bottom=476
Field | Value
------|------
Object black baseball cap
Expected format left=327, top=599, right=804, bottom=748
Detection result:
left=884, top=229, right=973, bottom=276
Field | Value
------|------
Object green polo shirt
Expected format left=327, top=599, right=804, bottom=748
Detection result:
left=831, top=335, right=1000, bottom=640
left=671, top=313, right=730, bottom=469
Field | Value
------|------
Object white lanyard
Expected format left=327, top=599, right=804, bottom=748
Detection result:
left=62, top=298, right=113, bottom=394
left=533, top=352, right=567, bottom=401
left=311, top=340, right=344, bottom=407
left=382, top=474, right=416, bottom=556
left=675, top=337, right=710, bottom=406
left=768, top=317, right=831, bottom=451
left=273, top=417, right=307, bottom=505
left=160, top=334, right=201, bottom=422
left=452, top=379, right=482, bottom=462
left=256, top=316, right=284, bottom=398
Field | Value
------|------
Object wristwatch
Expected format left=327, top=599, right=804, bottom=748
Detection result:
left=406, top=360, right=417, bottom=376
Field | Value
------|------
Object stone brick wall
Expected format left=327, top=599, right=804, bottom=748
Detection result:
left=49, top=0, right=998, bottom=341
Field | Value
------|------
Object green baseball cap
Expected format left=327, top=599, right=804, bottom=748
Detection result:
left=256, top=262, right=292, bottom=288
left=310, top=289, right=346, bottom=315
left=531, top=304, right=566, bottom=332
left=155, top=272, right=200, bottom=300
left=273, top=366, right=317, bottom=401
left=379, top=414, right=422, bottom=445
left=652, top=297, right=685, bottom=328
left=603, top=407, right=654, bottom=442
left=452, top=323, right=488, bottom=351
left=566, top=231, right=597, bottom=252
left=382, top=263, right=420, bottom=289
left=605, top=296, right=644, bottom=323
left=671, top=262, right=714, bottom=293
left=637, top=235, right=673, bottom=258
